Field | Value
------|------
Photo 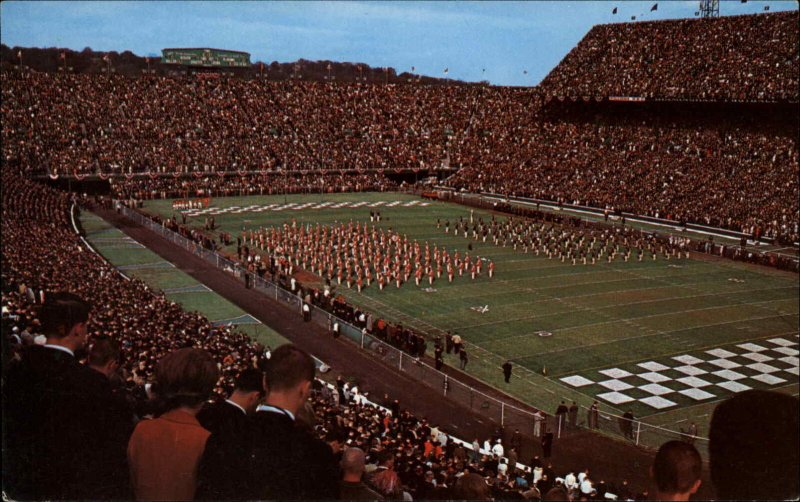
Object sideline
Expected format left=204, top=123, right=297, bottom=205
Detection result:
left=71, top=203, right=131, bottom=281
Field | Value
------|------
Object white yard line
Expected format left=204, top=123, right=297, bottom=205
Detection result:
left=481, top=297, right=797, bottom=347
left=442, top=285, right=797, bottom=332
left=505, top=313, right=798, bottom=360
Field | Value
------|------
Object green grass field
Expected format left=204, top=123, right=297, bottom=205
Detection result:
left=79, top=211, right=288, bottom=350
left=139, top=192, right=799, bottom=445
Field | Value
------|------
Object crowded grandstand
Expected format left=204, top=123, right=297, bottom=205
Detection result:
left=2, top=5, right=799, bottom=502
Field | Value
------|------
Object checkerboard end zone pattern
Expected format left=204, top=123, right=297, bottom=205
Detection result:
left=559, top=336, right=799, bottom=410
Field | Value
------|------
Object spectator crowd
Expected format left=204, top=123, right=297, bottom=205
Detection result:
left=539, top=11, right=799, bottom=102
left=3, top=12, right=798, bottom=243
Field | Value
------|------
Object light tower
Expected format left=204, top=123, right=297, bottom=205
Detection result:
left=699, top=0, right=719, bottom=18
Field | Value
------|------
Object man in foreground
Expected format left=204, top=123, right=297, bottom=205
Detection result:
left=250, top=344, right=339, bottom=499
left=4, top=293, right=132, bottom=500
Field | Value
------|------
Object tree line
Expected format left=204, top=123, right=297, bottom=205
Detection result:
left=0, top=44, right=476, bottom=85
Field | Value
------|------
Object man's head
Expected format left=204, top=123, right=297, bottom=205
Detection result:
left=38, top=292, right=92, bottom=351
left=262, top=344, right=315, bottom=415
left=230, top=368, right=265, bottom=414
left=377, top=449, right=395, bottom=469
left=87, top=335, right=120, bottom=377
left=651, top=441, right=702, bottom=501
left=341, top=447, right=367, bottom=482
left=710, top=390, right=799, bottom=500
left=452, top=473, right=491, bottom=500
left=543, top=486, right=570, bottom=501
left=325, top=427, right=347, bottom=454
left=155, top=348, right=219, bottom=411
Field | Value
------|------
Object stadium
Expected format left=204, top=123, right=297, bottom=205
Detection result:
left=2, top=2, right=798, bottom=501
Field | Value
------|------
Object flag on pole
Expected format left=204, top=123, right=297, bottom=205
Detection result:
left=17, top=50, right=22, bottom=59
left=443, top=68, right=448, bottom=74
left=523, top=70, right=528, bottom=75
left=763, top=5, right=770, bottom=10
left=411, top=66, right=415, bottom=72
left=103, top=54, right=110, bottom=62
left=651, top=3, right=658, bottom=11
left=631, top=15, right=636, bottom=20
left=612, top=7, right=617, bottom=14
left=327, top=63, right=332, bottom=70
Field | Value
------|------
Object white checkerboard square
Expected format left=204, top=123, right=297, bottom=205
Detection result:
left=773, top=347, right=799, bottom=357
left=767, top=338, right=796, bottom=347
left=679, top=388, right=716, bottom=401
left=560, top=375, right=594, bottom=387
left=741, top=352, right=773, bottom=363
left=737, top=343, right=769, bottom=352
left=597, top=392, right=635, bottom=404
left=709, top=358, right=741, bottom=369
left=676, top=376, right=713, bottom=388
left=716, top=381, right=752, bottom=393
left=711, top=369, right=747, bottom=381
left=640, top=396, right=677, bottom=409
left=638, top=361, right=669, bottom=372
left=599, top=368, right=634, bottom=379
left=672, top=355, right=704, bottom=365
left=638, top=372, right=671, bottom=383
left=675, top=365, right=707, bottom=376
left=784, top=366, right=799, bottom=376
left=746, top=363, right=781, bottom=373
left=640, top=383, right=674, bottom=396
left=750, top=374, right=787, bottom=385
left=706, top=348, right=737, bottom=358
left=598, top=379, right=634, bottom=391
left=778, top=356, right=799, bottom=367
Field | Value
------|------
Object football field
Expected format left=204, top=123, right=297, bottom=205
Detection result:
left=141, top=192, right=799, bottom=444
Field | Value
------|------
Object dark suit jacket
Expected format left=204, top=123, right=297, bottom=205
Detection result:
left=196, top=401, right=255, bottom=500
left=197, top=399, right=249, bottom=436
left=3, top=345, right=134, bottom=500
left=249, top=409, right=339, bottom=500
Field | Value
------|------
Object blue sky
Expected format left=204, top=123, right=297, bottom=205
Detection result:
left=1, top=1, right=797, bottom=86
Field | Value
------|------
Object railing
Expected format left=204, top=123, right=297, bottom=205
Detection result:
left=121, top=205, right=711, bottom=458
